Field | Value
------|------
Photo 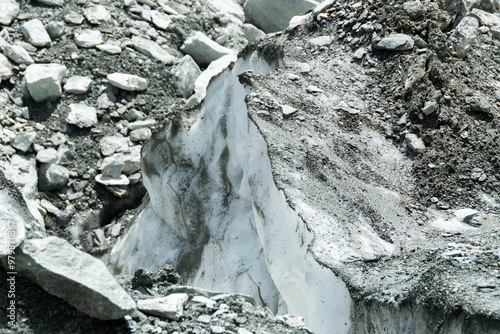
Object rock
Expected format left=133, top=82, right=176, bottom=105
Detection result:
left=130, top=128, right=152, bottom=142
left=373, top=34, right=414, bottom=51
left=136, top=293, right=189, bottom=320
left=92, top=229, right=106, bottom=247
left=0, top=0, right=20, bottom=26
left=38, top=164, right=69, bottom=191
left=151, top=11, right=171, bottom=30
left=463, top=0, right=500, bottom=13
left=170, top=55, right=202, bottom=98
left=75, top=29, right=104, bottom=48
left=449, top=16, right=479, bottom=58
left=36, top=148, right=58, bottom=164
left=13, top=236, right=136, bottom=319
left=353, top=47, right=367, bottom=60
left=405, top=133, right=425, bottom=152
left=100, top=146, right=141, bottom=177
left=64, top=13, right=85, bottom=25
left=469, top=8, right=500, bottom=26
left=180, top=31, right=234, bottom=67
left=3, top=44, right=34, bottom=64
left=20, top=19, right=52, bottom=47
left=243, top=23, right=266, bottom=43
left=128, top=119, right=156, bottom=130
left=0, top=54, right=13, bottom=82
left=454, top=208, right=480, bottom=225
left=57, top=144, right=75, bottom=165
left=491, top=25, right=500, bottom=39
left=403, top=1, right=425, bottom=19
left=192, top=296, right=216, bottom=308
left=25, top=64, right=66, bottom=103
left=281, top=105, right=298, bottom=116
left=66, top=103, right=98, bottom=128
left=243, top=0, right=318, bottom=33
left=100, top=134, right=131, bottom=156
left=210, top=326, right=226, bottom=334
left=422, top=101, right=439, bottom=115
left=198, top=314, right=212, bottom=324
left=36, top=0, right=65, bottom=6
left=95, top=174, right=130, bottom=186
left=11, top=132, right=37, bottom=152
left=83, top=5, right=112, bottom=24
left=64, top=76, right=93, bottom=94
left=107, top=73, right=148, bottom=91
left=0, top=145, right=15, bottom=156
left=46, top=21, right=66, bottom=39
left=131, top=36, right=175, bottom=64
left=96, top=43, right=122, bottom=54
left=309, top=35, right=331, bottom=46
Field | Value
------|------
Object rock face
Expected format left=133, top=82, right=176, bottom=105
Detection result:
left=14, top=237, right=136, bottom=320
left=243, top=0, right=318, bottom=33
left=25, top=64, right=67, bottom=103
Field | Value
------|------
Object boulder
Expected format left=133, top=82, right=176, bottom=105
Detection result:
left=100, top=134, right=131, bottom=156
left=403, top=1, right=426, bottom=18
left=170, top=55, right=201, bottom=98
left=0, top=0, right=20, bottom=26
left=405, top=133, right=425, bottom=152
left=25, top=64, right=67, bottom=103
left=38, top=164, right=69, bottom=191
left=20, top=19, right=52, bottom=47
left=3, top=44, right=34, bottom=65
left=36, top=148, right=59, bottom=164
left=83, top=5, right=111, bottom=24
left=66, top=103, right=98, bottom=128
left=243, top=0, right=318, bottom=33
left=131, top=36, right=175, bottom=64
left=46, top=21, right=66, bottom=39
left=373, top=34, right=414, bottom=51
left=100, top=146, right=141, bottom=177
left=107, top=73, right=148, bottom=91
left=449, top=16, right=479, bottom=58
left=64, top=76, right=92, bottom=94
left=469, top=8, right=500, bottom=26
left=181, top=31, right=234, bottom=67
left=136, top=293, right=189, bottom=320
left=130, top=128, right=152, bottom=142
left=12, top=237, right=136, bottom=320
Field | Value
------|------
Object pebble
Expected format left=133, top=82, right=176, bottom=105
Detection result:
left=422, top=101, right=438, bottom=115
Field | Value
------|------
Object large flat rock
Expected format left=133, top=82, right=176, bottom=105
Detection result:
left=14, top=236, right=136, bottom=320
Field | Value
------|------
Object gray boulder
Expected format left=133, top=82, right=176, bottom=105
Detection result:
left=181, top=31, right=234, bottom=67
left=243, top=0, right=318, bottom=33
left=38, top=164, right=69, bottom=191
left=25, top=64, right=67, bottom=103
left=0, top=0, right=20, bottom=26
left=449, top=16, right=479, bottom=58
left=75, top=29, right=103, bottom=48
left=373, top=34, right=414, bottom=51
left=170, top=55, right=201, bottom=98
left=13, top=237, right=136, bottom=320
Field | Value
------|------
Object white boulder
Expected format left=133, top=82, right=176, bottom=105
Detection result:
left=132, top=36, right=175, bottom=64
left=107, top=73, right=148, bottom=91
left=64, top=76, right=93, bottom=94
left=0, top=0, right=20, bottom=26
left=66, top=103, right=98, bottom=128
left=20, top=19, right=52, bottom=47
left=3, top=44, right=34, bottom=64
left=25, top=64, right=67, bottom=103
left=75, top=29, right=104, bottom=48
left=170, top=55, right=201, bottom=98
left=83, top=5, right=112, bottom=24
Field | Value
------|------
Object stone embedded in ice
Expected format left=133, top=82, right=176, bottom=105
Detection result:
left=0, top=0, right=20, bottom=26
left=21, top=19, right=52, bottom=47
left=25, top=64, right=67, bottom=103
left=107, top=73, right=148, bottom=91
left=75, top=29, right=104, bottom=48
left=66, top=103, right=98, bottom=128
left=181, top=31, right=234, bottom=66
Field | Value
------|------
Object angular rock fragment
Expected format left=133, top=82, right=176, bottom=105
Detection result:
left=449, top=16, right=479, bottom=58
left=64, top=76, right=93, bottom=94
left=243, top=23, right=266, bottom=43
left=36, top=0, right=65, bottom=6
left=66, top=103, right=98, bottom=128
left=403, top=1, right=425, bottom=19
left=243, top=0, right=318, bottom=33
left=100, top=134, right=131, bottom=156
left=11, top=132, right=37, bottom=152
left=38, top=164, right=69, bottom=191
left=373, top=34, right=414, bottom=51
left=96, top=43, right=122, bottom=54
left=25, top=64, right=67, bottom=103
left=132, top=36, right=175, bottom=64
left=469, top=8, right=500, bottom=26
left=181, top=31, right=234, bottom=66
left=75, top=29, right=104, bottom=48
left=95, top=174, right=130, bottom=186
left=13, top=237, right=136, bottom=319
left=170, top=55, right=201, bottom=98
left=0, top=0, right=20, bottom=26
left=137, top=293, right=189, bottom=320
left=83, top=5, right=111, bottom=24
left=130, top=128, right=152, bottom=142
left=3, top=44, right=34, bottom=64
left=405, top=133, right=425, bottom=152
left=151, top=11, right=171, bottom=30
left=107, top=73, right=148, bottom=91
left=36, top=148, right=58, bottom=164
left=21, top=19, right=52, bottom=47
left=46, top=21, right=66, bottom=39
left=0, top=54, right=13, bottom=82
left=100, top=146, right=141, bottom=177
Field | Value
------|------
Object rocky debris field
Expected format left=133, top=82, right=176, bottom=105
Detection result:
left=1, top=0, right=500, bottom=332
